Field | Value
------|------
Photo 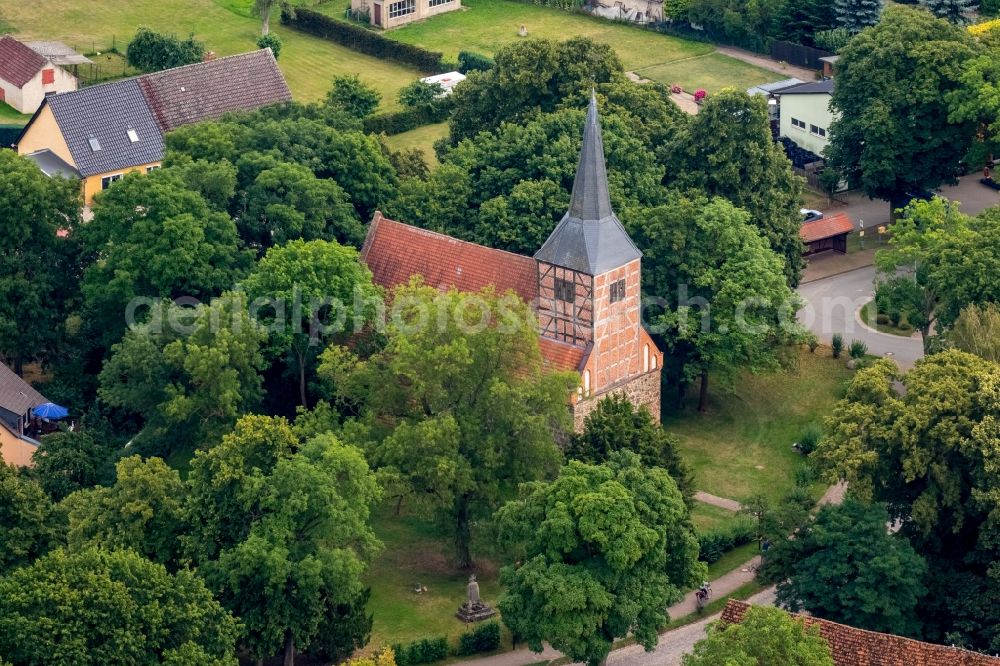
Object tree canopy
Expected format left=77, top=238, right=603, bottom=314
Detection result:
left=767, top=498, right=927, bottom=636
left=683, top=606, right=834, bottom=666
left=318, top=282, right=576, bottom=568
left=0, top=463, right=61, bottom=575
left=0, top=547, right=240, bottom=666
left=497, top=452, right=703, bottom=666
left=827, top=6, right=981, bottom=213
left=815, top=351, right=1000, bottom=651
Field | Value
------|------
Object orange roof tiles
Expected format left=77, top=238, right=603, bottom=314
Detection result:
left=361, top=212, right=589, bottom=373
left=801, top=213, right=855, bottom=243
left=362, top=212, right=539, bottom=304
left=721, top=600, right=1000, bottom=666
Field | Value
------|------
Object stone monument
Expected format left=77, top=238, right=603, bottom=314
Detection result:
left=456, top=574, right=496, bottom=622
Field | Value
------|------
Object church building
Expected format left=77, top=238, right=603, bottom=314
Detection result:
left=361, top=95, right=662, bottom=430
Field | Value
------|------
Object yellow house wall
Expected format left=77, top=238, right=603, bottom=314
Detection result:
left=82, top=163, right=161, bottom=205
left=0, top=424, right=37, bottom=468
left=16, top=104, right=75, bottom=167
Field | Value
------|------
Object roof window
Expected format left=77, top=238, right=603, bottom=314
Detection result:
left=127, top=128, right=139, bottom=143
left=88, top=136, right=101, bottom=152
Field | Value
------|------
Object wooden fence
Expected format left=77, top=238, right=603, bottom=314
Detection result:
left=770, top=41, right=833, bottom=71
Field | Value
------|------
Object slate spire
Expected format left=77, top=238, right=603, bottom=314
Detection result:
left=567, top=91, right=614, bottom=222
left=533, top=93, right=641, bottom=275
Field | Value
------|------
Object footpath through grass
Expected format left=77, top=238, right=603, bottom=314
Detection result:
left=663, top=350, right=853, bottom=503
left=3, top=0, right=421, bottom=108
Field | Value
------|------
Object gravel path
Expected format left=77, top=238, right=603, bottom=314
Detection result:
left=713, top=46, right=817, bottom=82
left=693, top=492, right=742, bottom=512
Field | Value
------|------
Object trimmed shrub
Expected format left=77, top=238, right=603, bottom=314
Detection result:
left=392, top=637, right=449, bottom=666
left=849, top=339, right=868, bottom=359
left=697, top=515, right=757, bottom=564
left=458, top=50, right=494, bottom=73
left=807, top=334, right=819, bottom=353
left=457, top=622, right=501, bottom=656
left=257, top=33, right=283, bottom=59
left=797, top=424, right=822, bottom=456
left=281, top=5, right=444, bottom=71
left=831, top=333, right=844, bottom=359
left=875, top=313, right=890, bottom=325
left=126, top=27, right=204, bottom=72
left=362, top=104, right=451, bottom=135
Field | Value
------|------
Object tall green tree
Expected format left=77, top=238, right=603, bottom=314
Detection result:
left=875, top=198, right=1000, bottom=351
left=834, top=0, right=883, bottom=32
left=319, top=282, right=576, bottom=568
left=683, top=605, right=834, bottom=666
left=0, top=547, right=240, bottom=666
left=449, top=37, right=622, bottom=143
left=80, top=170, right=252, bottom=350
left=497, top=452, right=704, bottom=666
left=29, top=429, right=118, bottom=501
left=326, top=75, right=381, bottom=118
left=0, top=463, right=61, bottom=575
left=0, top=151, right=80, bottom=374
left=197, top=433, right=382, bottom=666
left=826, top=6, right=980, bottom=215
left=919, top=0, right=977, bottom=23
left=663, top=90, right=804, bottom=284
left=254, top=0, right=276, bottom=34
left=98, top=293, right=267, bottom=456
left=777, top=0, right=837, bottom=46
left=766, top=498, right=927, bottom=636
left=567, top=394, right=694, bottom=502
left=625, top=194, right=805, bottom=411
left=948, top=303, right=1000, bottom=362
left=815, top=351, right=1000, bottom=651
left=947, top=49, right=1000, bottom=167
left=61, top=456, right=185, bottom=566
left=243, top=162, right=363, bottom=252
left=241, top=239, right=380, bottom=407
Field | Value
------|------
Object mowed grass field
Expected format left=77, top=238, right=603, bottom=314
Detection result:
left=2, top=0, right=422, bottom=109
left=637, top=52, right=776, bottom=94
left=663, top=349, right=853, bottom=503
left=384, top=121, right=449, bottom=166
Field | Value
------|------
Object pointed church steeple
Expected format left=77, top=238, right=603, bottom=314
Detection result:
left=534, top=93, right=641, bottom=276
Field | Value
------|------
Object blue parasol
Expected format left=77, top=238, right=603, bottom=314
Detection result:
left=32, top=402, right=69, bottom=420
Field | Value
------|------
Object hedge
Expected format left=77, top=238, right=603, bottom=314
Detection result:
left=697, top=516, right=757, bottom=564
left=281, top=5, right=444, bottom=72
left=391, top=637, right=449, bottom=666
left=458, top=50, right=494, bottom=74
left=0, top=126, right=22, bottom=149
left=362, top=103, right=451, bottom=135
left=457, top=622, right=502, bottom=656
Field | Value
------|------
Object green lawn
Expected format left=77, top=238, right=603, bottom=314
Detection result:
left=380, top=0, right=712, bottom=71
left=690, top=501, right=743, bottom=533
left=636, top=52, right=776, bottom=94
left=3, top=0, right=421, bottom=108
left=663, top=350, right=853, bottom=503
left=0, top=102, right=31, bottom=125
left=366, top=508, right=502, bottom=650
left=384, top=121, right=449, bottom=167
left=860, top=301, right=917, bottom=337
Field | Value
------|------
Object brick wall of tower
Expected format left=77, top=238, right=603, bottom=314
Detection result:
left=590, top=259, right=642, bottom=392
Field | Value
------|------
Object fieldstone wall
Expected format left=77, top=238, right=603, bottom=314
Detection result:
left=572, top=368, right=661, bottom=431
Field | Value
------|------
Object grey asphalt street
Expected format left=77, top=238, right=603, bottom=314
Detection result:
left=797, top=265, right=924, bottom=369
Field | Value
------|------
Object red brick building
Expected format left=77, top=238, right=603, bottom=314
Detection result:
left=721, top=600, right=1000, bottom=666
left=361, top=95, right=662, bottom=430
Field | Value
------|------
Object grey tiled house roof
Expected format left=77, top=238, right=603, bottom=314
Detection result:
left=24, top=49, right=290, bottom=178
left=0, top=362, right=47, bottom=418
left=534, top=94, right=642, bottom=275
left=48, top=78, right=165, bottom=178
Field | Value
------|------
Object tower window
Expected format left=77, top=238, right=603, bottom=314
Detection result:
left=609, top=279, right=626, bottom=303
left=554, top=278, right=575, bottom=302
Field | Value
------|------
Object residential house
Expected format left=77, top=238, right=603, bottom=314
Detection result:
left=0, top=35, right=78, bottom=114
left=361, top=95, right=663, bottom=431
left=721, top=600, right=1000, bottom=666
left=16, top=48, right=291, bottom=204
left=775, top=78, right=836, bottom=156
left=352, top=0, right=462, bottom=29
left=0, top=362, right=48, bottom=467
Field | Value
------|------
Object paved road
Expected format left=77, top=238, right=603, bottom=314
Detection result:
left=797, top=265, right=924, bottom=369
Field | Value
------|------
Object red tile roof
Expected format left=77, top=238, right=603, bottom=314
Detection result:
left=0, top=36, right=47, bottom=88
left=361, top=212, right=539, bottom=304
left=801, top=213, right=855, bottom=244
left=361, top=212, right=589, bottom=373
left=721, top=600, right=1000, bottom=666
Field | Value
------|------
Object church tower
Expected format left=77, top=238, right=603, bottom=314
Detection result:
left=534, top=93, right=662, bottom=426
